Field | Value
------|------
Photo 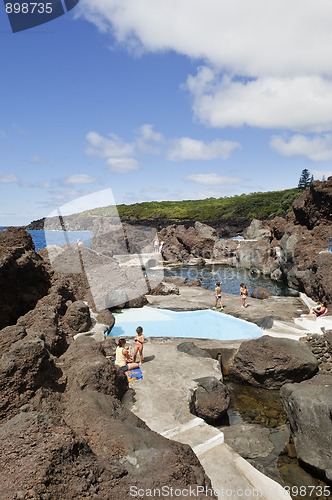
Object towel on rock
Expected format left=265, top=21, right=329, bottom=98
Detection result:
left=126, top=366, right=143, bottom=381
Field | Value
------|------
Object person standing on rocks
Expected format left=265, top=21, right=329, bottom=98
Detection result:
left=153, top=236, right=160, bottom=253
left=240, top=283, right=249, bottom=308
left=213, top=282, right=223, bottom=311
left=133, top=326, right=145, bottom=364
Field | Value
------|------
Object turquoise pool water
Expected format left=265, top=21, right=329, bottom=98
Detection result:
left=111, top=307, right=263, bottom=341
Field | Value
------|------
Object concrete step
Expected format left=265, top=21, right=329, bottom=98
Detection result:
left=272, top=320, right=309, bottom=334
left=161, top=417, right=224, bottom=450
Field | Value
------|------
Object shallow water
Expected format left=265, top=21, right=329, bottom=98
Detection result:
left=164, top=263, right=298, bottom=297
left=218, top=382, right=331, bottom=499
left=220, top=381, right=287, bottom=428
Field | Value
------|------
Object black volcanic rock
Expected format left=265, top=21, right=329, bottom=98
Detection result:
left=0, top=228, right=214, bottom=499
left=0, top=228, right=51, bottom=329
left=292, top=177, right=332, bottom=229
left=229, top=335, right=318, bottom=389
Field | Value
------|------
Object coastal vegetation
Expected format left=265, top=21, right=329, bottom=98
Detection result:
left=81, top=188, right=300, bottom=222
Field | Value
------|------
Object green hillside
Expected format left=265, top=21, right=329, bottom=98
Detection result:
left=81, top=188, right=300, bottom=222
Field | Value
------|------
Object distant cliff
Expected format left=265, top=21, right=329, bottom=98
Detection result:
left=26, top=214, right=250, bottom=237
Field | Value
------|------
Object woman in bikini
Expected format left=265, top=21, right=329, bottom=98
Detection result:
left=240, top=283, right=248, bottom=308
left=308, top=303, right=327, bottom=317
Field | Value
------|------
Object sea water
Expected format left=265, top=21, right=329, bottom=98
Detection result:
left=28, top=229, right=92, bottom=251
left=164, top=264, right=297, bottom=297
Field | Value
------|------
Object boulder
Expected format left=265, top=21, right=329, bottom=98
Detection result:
left=125, top=295, right=149, bottom=308
left=229, top=335, right=319, bottom=389
left=251, top=287, right=272, bottom=300
left=243, top=219, right=272, bottom=241
left=191, top=377, right=230, bottom=424
left=194, top=221, right=217, bottom=240
left=16, top=281, right=75, bottom=356
left=257, top=316, right=274, bottom=329
left=235, top=240, right=277, bottom=275
left=280, top=374, right=332, bottom=481
left=0, top=337, right=60, bottom=419
left=177, top=342, right=211, bottom=358
left=159, top=223, right=217, bottom=262
left=0, top=325, right=27, bottom=352
left=149, top=282, right=180, bottom=295
left=62, top=300, right=92, bottom=334
left=96, top=309, right=115, bottom=329
left=212, top=239, right=238, bottom=260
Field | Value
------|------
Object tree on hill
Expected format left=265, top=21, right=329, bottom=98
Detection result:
left=298, top=169, right=313, bottom=188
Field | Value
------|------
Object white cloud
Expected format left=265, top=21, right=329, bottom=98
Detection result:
left=270, top=133, right=332, bottom=161
left=78, top=1, right=332, bottom=77
left=184, top=173, right=242, bottom=186
left=86, top=131, right=134, bottom=158
left=85, top=125, right=239, bottom=172
left=0, top=130, right=6, bottom=138
left=0, top=174, right=18, bottom=183
left=168, top=137, right=240, bottom=160
left=62, top=174, right=98, bottom=185
left=107, top=157, right=138, bottom=173
left=187, top=71, right=332, bottom=132
left=86, top=128, right=153, bottom=173
left=78, top=1, right=332, bottom=132
left=138, top=124, right=164, bottom=143
left=136, top=124, right=165, bottom=154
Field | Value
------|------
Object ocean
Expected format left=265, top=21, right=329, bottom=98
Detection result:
left=0, top=227, right=92, bottom=251
left=29, top=229, right=92, bottom=251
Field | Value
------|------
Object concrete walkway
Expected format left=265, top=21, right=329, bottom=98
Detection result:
left=123, top=339, right=291, bottom=500
left=77, top=285, right=323, bottom=498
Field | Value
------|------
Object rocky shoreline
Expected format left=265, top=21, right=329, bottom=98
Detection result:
left=26, top=177, right=332, bottom=308
left=1, top=177, right=332, bottom=498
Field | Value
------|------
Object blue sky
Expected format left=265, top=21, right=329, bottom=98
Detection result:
left=1, top=0, right=332, bottom=225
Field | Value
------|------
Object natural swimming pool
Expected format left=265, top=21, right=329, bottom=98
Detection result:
left=164, top=264, right=298, bottom=297
left=111, top=306, right=263, bottom=341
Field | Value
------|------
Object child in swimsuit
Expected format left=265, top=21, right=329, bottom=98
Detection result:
left=240, top=283, right=248, bottom=308
left=133, top=326, right=144, bottom=364
left=213, top=282, right=223, bottom=310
